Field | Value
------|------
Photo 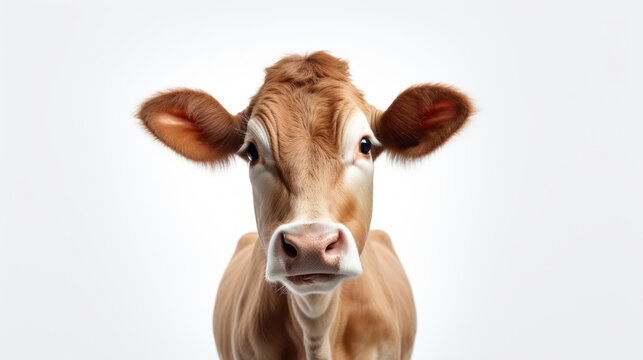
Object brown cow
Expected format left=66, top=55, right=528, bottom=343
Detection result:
left=138, top=52, right=472, bottom=359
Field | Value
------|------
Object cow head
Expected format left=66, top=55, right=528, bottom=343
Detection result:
left=138, top=52, right=472, bottom=295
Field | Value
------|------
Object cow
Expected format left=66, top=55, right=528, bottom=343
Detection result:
left=137, top=52, right=472, bottom=359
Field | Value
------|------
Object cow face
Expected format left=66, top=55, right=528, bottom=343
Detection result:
left=138, top=52, right=472, bottom=295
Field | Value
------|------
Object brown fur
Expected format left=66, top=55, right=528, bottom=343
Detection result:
left=138, top=51, right=473, bottom=359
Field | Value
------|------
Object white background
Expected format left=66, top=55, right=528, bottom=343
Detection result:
left=1, top=0, right=642, bottom=359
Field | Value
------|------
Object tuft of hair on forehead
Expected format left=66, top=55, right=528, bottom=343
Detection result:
left=264, top=51, right=351, bottom=85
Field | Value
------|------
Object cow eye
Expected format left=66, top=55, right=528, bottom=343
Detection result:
left=359, top=137, right=371, bottom=154
left=246, top=143, right=259, bottom=162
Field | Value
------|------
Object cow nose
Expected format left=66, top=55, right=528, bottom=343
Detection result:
left=280, top=230, right=343, bottom=266
left=265, top=221, right=363, bottom=289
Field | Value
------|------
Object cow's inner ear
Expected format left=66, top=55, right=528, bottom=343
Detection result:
left=373, top=84, right=473, bottom=160
left=137, top=89, right=244, bottom=163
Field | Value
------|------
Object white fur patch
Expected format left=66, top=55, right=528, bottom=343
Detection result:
left=341, top=110, right=378, bottom=205
left=238, top=118, right=274, bottom=165
left=341, top=110, right=381, bottom=163
left=241, top=119, right=278, bottom=236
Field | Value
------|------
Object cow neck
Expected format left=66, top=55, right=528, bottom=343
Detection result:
left=287, top=288, right=341, bottom=359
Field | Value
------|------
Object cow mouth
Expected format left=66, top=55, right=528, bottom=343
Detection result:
left=287, top=274, right=340, bottom=285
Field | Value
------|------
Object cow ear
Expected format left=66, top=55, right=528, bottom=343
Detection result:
left=373, top=84, right=473, bottom=160
left=137, top=89, right=244, bottom=164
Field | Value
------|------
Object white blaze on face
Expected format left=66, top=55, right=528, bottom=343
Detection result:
left=341, top=110, right=380, bottom=206
left=240, top=119, right=277, bottom=236
left=242, top=111, right=379, bottom=295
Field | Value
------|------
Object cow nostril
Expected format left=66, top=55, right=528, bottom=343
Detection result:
left=281, top=234, right=298, bottom=258
left=325, top=240, right=339, bottom=252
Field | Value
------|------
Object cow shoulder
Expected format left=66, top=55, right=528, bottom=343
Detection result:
left=367, top=229, right=395, bottom=253
left=234, top=232, right=258, bottom=254
left=337, top=230, right=416, bottom=359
